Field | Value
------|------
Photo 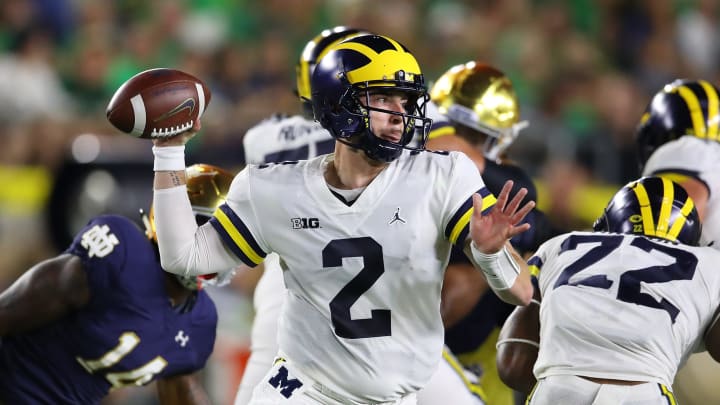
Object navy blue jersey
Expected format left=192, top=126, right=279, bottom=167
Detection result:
left=0, top=215, right=217, bottom=404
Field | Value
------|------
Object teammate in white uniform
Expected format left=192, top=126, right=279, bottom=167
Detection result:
left=238, top=28, right=489, bottom=405
left=497, top=176, right=720, bottom=404
left=149, top=34, right=534, bottom=404
left=637, top=79, right=720, bottom=403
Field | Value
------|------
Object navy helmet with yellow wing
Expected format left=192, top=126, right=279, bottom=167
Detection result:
left=636, top=79, right=720, bottom=170
left=593, top=176, right=701, bottom=246
left=310, top=34, right=433, bottom=163
left=430, top=61, right=528, bottom=162
left=144, top=163, right=235, bottom=290
left=296, top=26, right=370, bottom=118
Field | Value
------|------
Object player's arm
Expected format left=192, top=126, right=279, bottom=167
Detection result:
left=675, top=176, right=709, bottom=221
left=467, top=180, right=535, bottom=306
left=650, top=172, right=710, bottom=221
left=0, top=254, right=89, bottom=336
left=440, top=261, right=488, bottom=328
left=156, top=372, right=211, bottom=405
left=496, top=286, right=540, bottom=394
left=151, top=130, right=242, bottom=276
left=705, top=305, right=720, bottom=363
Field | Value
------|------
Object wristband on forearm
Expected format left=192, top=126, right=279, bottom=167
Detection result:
left=471, top=242, right=520, bottom=291
left=152, top=145, right=186, bottom=171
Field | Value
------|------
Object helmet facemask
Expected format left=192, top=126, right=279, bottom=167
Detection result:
left=446, top=103, right=528, bottom=161
left=333, top=70, right=432, bottom=163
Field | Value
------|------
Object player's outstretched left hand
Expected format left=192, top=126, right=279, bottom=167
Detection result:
left=470, top=180, right=535, bottom=254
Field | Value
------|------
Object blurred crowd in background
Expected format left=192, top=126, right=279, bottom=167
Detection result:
left=1, top=0, right=719, bottom=403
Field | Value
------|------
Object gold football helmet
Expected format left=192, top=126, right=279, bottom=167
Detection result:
left=144, top=163, right=235, bottom=290
left=430, top=62, right=527, bottom=161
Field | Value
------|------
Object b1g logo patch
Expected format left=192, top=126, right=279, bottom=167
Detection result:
left=291, top=217, right=320, bottom=229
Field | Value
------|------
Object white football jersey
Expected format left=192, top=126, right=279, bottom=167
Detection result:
left=242, top=114, right=335, bottom=165
left=530, top=231, right=720, bottom=387
left=236, top=114, right=335, bottom=404
left=643, top=136, right=720, bottom=248
left=213, top=150, right=493, bottom=402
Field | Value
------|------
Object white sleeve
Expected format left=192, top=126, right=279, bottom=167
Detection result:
left=441, top=152, right=489, bottom=247
left=643, top=136, right=715, bottom=182
left=153, top=186, right=242, bottom=276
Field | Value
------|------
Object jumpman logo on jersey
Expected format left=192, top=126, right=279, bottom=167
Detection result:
left=175, top=330, right=189, bottom=347
left=388, top=208, right=406, bottom=225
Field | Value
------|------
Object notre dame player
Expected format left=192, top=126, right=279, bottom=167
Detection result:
left=0, top=164, right=232, bottom=404
left=427, top=61, right=560, bottom=405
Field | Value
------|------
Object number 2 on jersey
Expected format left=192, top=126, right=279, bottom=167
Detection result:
left=323, top=237, right=391, bottom=339
left=556, top=234, right=698, bottom=323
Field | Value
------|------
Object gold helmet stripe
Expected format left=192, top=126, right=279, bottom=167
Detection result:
left=632, top=181, right=656, bottom=236
left=655, top=177, right=675, bottom=238
left=334, top=40, right=421, bottom=85
left=674, top=85, right=706, bottom=138
left=699, top=80, right=719, bottom=140
left=667, top=196, right=695, bottom=242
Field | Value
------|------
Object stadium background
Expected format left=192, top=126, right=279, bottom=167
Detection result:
left=0, top=0, right=718, bottom=403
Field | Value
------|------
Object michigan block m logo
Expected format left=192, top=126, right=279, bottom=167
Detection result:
left=268, top=365, right=303, bottom=398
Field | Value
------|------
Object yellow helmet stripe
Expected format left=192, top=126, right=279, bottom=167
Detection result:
left=699, top=80, right=719, bottom=140
left=632, top=182, right=656, bottom=236
left=334, top=41, right=421, bottom=84
left=667, top=197, right=694, bottom=242
left=655, top=178, right=674, bottom=238
left=674, top=85, right=706, bottom=138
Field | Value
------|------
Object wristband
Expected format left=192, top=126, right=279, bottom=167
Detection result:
left=471, top=242, right=520, bottom=291
left=152, top=145, right=186, bottom=171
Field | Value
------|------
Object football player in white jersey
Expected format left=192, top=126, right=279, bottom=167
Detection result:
left=238, top=28, right=489, bottom=405
left=148, top=33, right=535, bottom=404
left=496, top=176, right=720, bottom=404
left=636, top=79, right=720, bottom=403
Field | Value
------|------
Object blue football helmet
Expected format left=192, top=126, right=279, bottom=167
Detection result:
left=593, top=176, right=701, bottom=246
left=636, top=79, right=720, bottom=170
left=310, top=34, right=433, bottom=163
left=296, top=26, right=370, bottom=118
left=144, top=163, right=236, bottom=290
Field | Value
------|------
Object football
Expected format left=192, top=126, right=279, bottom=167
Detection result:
left=106, top=68, right=211, bottom=139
